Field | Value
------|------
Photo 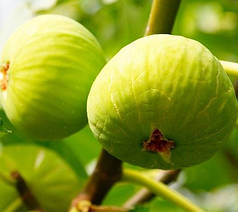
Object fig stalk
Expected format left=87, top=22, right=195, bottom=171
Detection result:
left=221, top=60, right=238, bottom=78
left=145, top=0, right=181, bottom=35
left=71, top=149, right=122, bottom=207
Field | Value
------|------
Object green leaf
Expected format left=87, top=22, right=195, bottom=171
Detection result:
left=64, top=125, right=101, bottom=167
left=183, top=152, right=234, bottom=191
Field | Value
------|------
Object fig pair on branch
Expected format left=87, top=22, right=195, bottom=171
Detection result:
left=0, top=15, right=237, bottom=169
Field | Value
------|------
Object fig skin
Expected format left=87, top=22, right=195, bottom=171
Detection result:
left=87, top=34, right=238, bottom=169
left=0, top=15, right=105, bottom=140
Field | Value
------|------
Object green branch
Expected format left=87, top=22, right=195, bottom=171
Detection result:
left=145, top=0, right=181, bottom=35
left=123, top=169, right=205, bottom=212
left=124, top=170, right=181, bottom=208
left=220, top=60, right=238, bottom=78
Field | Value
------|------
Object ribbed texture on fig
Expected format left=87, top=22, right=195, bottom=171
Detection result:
left=87, top=34, right=238, bottom=169
left=0, top=15, right=105, bottom=140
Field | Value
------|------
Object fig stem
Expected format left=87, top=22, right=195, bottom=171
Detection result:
left=145, top=0, right=181, bottom=36
left=220, top=60, right=238, bottom=78
left=123, top=169, right=181, bottom=208
left=122, top=169, right=205, bottom=212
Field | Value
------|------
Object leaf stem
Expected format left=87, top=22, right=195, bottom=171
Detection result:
left=145, top=0, right=181, bottom=36
left=122, top=169, right=205, bottom=212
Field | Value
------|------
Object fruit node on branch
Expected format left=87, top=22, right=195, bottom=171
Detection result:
left=71, top=200, right=128, bottom=212
left=71, top=150, right=122, bottom=207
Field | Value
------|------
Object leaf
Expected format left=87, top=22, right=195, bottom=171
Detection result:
left=183, top=152, right=234, bottom=191
left=64, top=125, right=101, bottom=167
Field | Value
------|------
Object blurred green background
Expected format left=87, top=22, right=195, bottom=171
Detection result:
left=0, top=0, right=238, bottom=211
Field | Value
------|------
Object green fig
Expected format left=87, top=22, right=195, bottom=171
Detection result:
left=0, top=15, right=105, bottom=140
left=0, top=145, right=84, bottom=212
left=87, top=34, right=238, bottom=169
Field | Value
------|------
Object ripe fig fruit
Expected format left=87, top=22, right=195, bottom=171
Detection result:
left=87, top=34, right=238, bottom=169
left=0, top=15, right=105, bottom=140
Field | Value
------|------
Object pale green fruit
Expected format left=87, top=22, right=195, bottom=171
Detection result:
left=0, top=15, right=105, bottom=140
left=87, top=34, right=238, bottom=169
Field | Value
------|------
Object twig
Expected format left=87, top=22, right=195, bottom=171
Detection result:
left=123, top=169, right=204, bottom=212
left=220, top=60, right=238, bottom=78
left=71, top=149, right=122, bottom=207
left=145, top=0, right=181, bottom=36
left=124, top=169, right=181, bottom=208
left=11, top=171, right=43, bottom=212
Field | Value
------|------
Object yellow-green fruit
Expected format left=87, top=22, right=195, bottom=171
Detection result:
left=87, top=34, right=238, bottom=169
left=0, top=15, right=105, bottom=140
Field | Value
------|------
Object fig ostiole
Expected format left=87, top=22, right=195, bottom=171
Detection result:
left=0, top=15, right=105, bottom=140
left=87, top=34, right=238, bottom=169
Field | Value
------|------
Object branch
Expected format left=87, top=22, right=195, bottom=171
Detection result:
left=220, top=60, right=238, bottom=78
left=11, top=171, right=43, bottom=212
left=145, top=0, right=181, bottom=36
left=71, top=149, right=122, bottom=207
left=124, top=169, right=181, bottom=208
left=122, top=169, right=204, bottom=212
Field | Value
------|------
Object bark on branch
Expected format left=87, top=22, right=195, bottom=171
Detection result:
left=71, top=149, right=122, bottom=207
